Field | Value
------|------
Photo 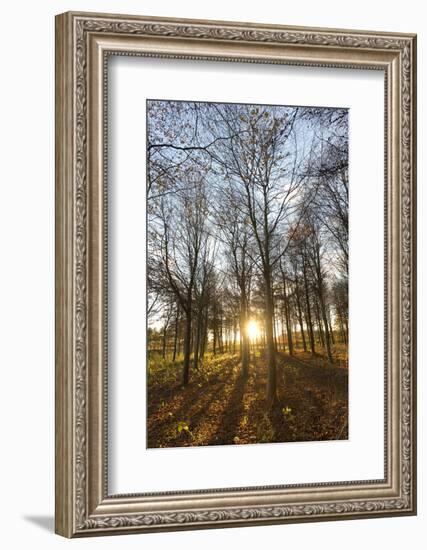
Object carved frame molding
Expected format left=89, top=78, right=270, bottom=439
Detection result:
left=55, top=11, right=416, bottom=537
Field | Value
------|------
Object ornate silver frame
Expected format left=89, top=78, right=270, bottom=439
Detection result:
left=55, top=11, right=417, bottom=537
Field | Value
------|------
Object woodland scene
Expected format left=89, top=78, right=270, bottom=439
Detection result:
left=147, top=99, right=349, bottom=448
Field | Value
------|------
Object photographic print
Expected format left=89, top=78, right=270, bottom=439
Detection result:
left=56, top=13, right=416, bottom=536
left=147, top=99, right=349, bottom=449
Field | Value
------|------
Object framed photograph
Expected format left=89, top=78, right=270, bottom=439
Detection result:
left=55, top=11, right=417, bottom=537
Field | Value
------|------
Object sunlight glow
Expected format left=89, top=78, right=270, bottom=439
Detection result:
left=247, top=320, right=260, bottom=341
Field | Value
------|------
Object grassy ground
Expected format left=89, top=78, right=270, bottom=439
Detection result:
left=147, top=347, right=348, bottom=448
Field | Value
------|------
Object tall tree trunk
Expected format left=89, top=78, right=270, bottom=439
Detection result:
left=281, top=312, right=287, bottom=352
left=282, top=273, right=294, bottom=355
left=193, top=310, right=201, bottom=371
left=240, top=294, right=250, bottom=378
left=293, top=322, right=298, bottom=350
left=273, top=305, right=279, bottom=353
left=172, top=308, right=180, bottom=362
left=264, top=270, right=277, bottom=406
left=182, top=308, right=192, bottom=386
left=200, top=311, right=208, bottom=359
left=311, top=233, right=333, bottom=363
left=314, top=298, right=325, bottom=346
left=212, top=301, right=217, bottom=355
left=312, top=243, right=333, bottom=362
left=221, top=318, right=225, bottom=353
left=302, top=259, right=316, bottom=354
left=318, top=286, right=333, bottom=363
left=294, top=276, right=307, bottom=352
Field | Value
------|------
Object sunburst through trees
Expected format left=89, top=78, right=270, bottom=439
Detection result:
left=147, top=100, right=348, bottom=448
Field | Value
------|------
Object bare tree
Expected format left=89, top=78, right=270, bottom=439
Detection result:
left=150, top=173, right=212, bottom=385
left=215, top=185, right=254, bottom=377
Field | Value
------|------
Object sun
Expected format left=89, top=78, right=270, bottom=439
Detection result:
left=247, top=320, right=260, bottom=340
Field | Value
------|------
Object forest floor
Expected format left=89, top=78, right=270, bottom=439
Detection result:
left=147, top=347, right=348, bottom=448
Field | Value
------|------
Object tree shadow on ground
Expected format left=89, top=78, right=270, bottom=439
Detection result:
left=207, top=371, right=247, bottom=446
left=147, top=359, right=238, bottom=447
left=273, top=352, right=348, bottom=441
left=147, top=381, right=222, bottom=447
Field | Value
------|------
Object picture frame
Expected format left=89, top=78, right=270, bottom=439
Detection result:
left=55, top=11, right=417, bottom=537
